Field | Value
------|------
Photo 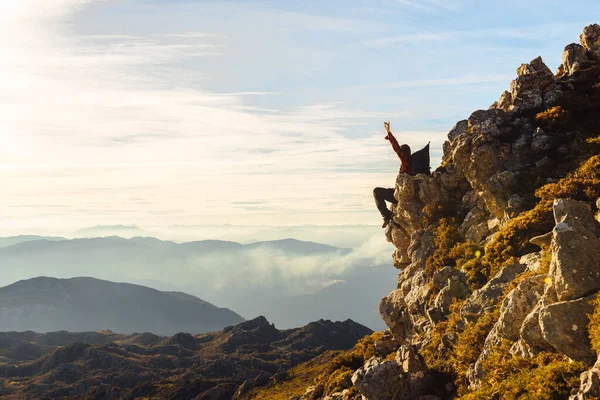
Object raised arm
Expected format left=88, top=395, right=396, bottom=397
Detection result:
left=384, top=121, right=406, bottom=161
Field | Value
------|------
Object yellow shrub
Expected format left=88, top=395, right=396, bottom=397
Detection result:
left=460, top=341, right=586, bottom=399
left=588, top=294, right=600, bottom=354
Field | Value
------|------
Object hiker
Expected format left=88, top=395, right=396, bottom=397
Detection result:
left=374, top=121, right=430, bottom=228
left=374, top=121, right=411, bottom=228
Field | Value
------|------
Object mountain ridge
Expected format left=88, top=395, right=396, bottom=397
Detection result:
left=0, top=276, right=244, bottom=335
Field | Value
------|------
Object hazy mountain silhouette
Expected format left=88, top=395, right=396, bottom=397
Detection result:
left=0, top=277, right=244, bottom=335
left=0, top=236, right=394, bottom=330
left=0, top=235, right=65, bottom=248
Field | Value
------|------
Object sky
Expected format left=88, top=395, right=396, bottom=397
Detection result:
left=1, top=0, right=599, bottom=235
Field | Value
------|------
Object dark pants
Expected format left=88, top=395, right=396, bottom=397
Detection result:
left=373, top=187, right=398, bottom=220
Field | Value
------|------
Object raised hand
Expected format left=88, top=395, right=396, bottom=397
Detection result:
left=384, top=121, right=391, bottom=139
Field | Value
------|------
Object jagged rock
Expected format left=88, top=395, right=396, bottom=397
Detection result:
left=549, top=199, right=600, bottom=301
left=495, top=275, right=547, bottom=341
left=510, top=56, right=556, bottom=111
left=404, top=270, right=433, bottom=315
left=448, top=120, right=468, bottom=142
left=451, top=131, right=513, bottom=218
left=459, top=206, right=490, bottom=243
left=530, top=231, right=552, bottom=248
left=559, top=44, right=590, bottom=76
left=570, top=366, right=600, bottom=400
left=461, top=263, right=527, bottom=321
left=511, top=281, right=560, bottom=358
left=531, top=128, right=555, bottom=153
left=520, top=252, right=541, bottom=273
left=539, top=295, right=596, bottom=365
left=427, top=274, right=470, bottom=324
left=389, top=225, right=411, bottom=268
left=469, top=275, right=546, bottom=387
left=380, top=290, right=414, bottom=343
left=396, top=345, right=432, bottom=399
left=496, top=90, right=513, bottom=111
left=468, top=109, right=511, bottom=138
left=352, top=357, right=407, bottom=400
left=375, top=331, right=401, bottom=356
left=581, top=23, right=600, bottom=59
left=396, top=345, right=426, bottom=375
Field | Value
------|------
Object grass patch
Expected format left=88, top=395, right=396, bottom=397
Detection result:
left=484, top=154, right=600, bottom=275
left=460, top=341, right=586, bottom=400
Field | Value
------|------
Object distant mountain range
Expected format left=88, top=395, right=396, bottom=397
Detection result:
left=0, top=277, right=243, bottom=335
left=0, top=235, right=396, bottom=330
left=0, top=316, right=371, bottom=399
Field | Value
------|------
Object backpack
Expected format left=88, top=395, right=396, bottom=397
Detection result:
left=410, top=142, right=431, bottom=176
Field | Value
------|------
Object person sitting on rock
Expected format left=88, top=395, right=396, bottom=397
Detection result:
left=374, top=121, right=412, bottom=228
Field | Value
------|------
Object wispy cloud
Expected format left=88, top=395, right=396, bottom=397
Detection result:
left=354, top=74, right=514, bottom=89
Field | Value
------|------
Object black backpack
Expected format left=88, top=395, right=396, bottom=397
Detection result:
left=410, top=142, right=431, bottom=176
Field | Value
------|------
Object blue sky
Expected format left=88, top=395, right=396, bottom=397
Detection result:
left=1, top=0, right=599, bottom=235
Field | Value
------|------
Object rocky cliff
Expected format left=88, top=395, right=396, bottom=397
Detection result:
left=288, top=24, right=600, bottom=400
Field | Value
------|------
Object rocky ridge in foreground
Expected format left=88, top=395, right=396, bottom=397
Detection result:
left=283, top=24, right=600, bottom=400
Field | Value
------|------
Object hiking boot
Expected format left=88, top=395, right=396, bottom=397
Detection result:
left=382, top=217, right=392, bottom=228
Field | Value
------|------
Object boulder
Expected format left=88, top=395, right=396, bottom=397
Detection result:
left=352, top=357, right=407, bottom=400
left=380, top=290, right=414, bottom=343
left=549, top=199, right=600, bottom=301
left=539, top=295, right=596, bottom=365
left=511, top=305, right=554, bottom=358
left=396, top=345, right=431, bottom=399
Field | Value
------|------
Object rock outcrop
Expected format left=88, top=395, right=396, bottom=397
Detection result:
left=358, top=24, right=600, bottom=400
left=286, top=24, right=600, bottom=400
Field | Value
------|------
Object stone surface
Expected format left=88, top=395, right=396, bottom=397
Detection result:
left=539, top=295, right=596, bottom=365
left=469, top=275, right=546, bottom=387
left=530, top=231, right=552, bottom=248
left=549, top=199, right=600, bottom=301
left=510, top=56, right=556, bottom=111
left=352, top=357, right=407, bottom=400
left=380, top=290, right=414, bottom=343
left=427, top=274, right=470, bottom=324
left=581, top=23, right=600, bottom=60
left=448, top=120, right=469, bottom=142
left=520, top=252, right=542, bottom=273
left=461, top=263, right=527, bottom=321
left=374, top=331, right=401, bottom=356
left=560, top=43, right=590, bottom=76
